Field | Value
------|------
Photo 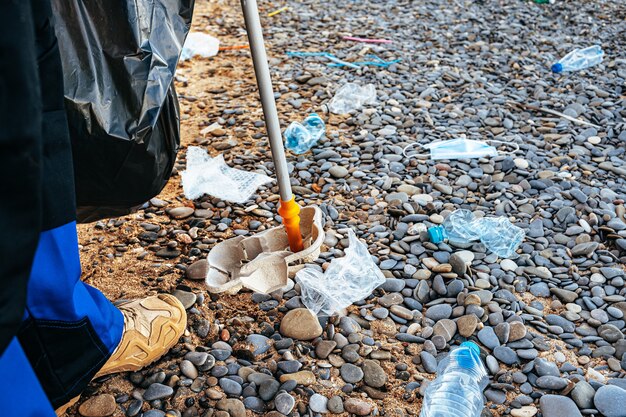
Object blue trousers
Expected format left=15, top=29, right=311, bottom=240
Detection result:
left=0, top=0, right=124, bottom=413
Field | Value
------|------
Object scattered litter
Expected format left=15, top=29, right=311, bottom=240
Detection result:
left=287, top=52, right=400, bottom=69
left=507, top=101, right=602, bottom=128
left=181, top=147, right=272, bottom=203
left=180, top=32, right=220, bottom=61
left=428, top=209, right=525, bottom=258
left=420, top=342, right=488, bottom=417
left=284, top=113, right=326, bottom=154
left=342, top=35, right=393, bottom=44
left=533, top=0, right=555, bottom=4
left=296, top=229, right=385, bottom=316
left=268, top=6, right=288, bottom=17
left=219, top=45, right=249, bottom=51
left=403, top=138, right=519, bottom=160
left=328, top=83, right=376, bottom=114
left=552, top=45, right=603, bottom=73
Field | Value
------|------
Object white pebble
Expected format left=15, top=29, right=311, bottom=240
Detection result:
left=500, top=259, right=518, bottom=272
left=587, top=136, right=601, bottom=144
left=514, top=158, right=529, bottom=169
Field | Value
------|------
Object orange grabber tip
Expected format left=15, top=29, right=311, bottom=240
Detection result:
left=278, top=196, right=304, bottom=253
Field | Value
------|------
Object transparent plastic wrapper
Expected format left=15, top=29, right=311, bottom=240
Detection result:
left=181, top=32, right=220, bottom=61
left=181, top=147, right=272, bottom=203
left=296, top=229, right=385, bottom=315
left=428, top=209, right=525, bottom=258
left=328, top=83, right=376, bottom=114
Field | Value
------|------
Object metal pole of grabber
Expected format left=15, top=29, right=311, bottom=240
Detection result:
left=241, top=0, right=303, bottom=252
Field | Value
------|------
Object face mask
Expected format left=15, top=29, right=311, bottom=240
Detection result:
left=403, top=138, right=519, bottom=161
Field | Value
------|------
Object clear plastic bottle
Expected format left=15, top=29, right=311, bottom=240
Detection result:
left=284, top=113, right=326, bottom=154
left=420, top=342, right=488, bottom=417
left=427, top=210, right=525, bottom=258
left=551, top=45, right=604, bottom=73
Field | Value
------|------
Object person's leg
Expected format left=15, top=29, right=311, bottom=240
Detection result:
left=13, top=0, right=125, bottom=410
left=0, top=0, right=54, bottom=415
left=1, top=0, right=186, bottom=412
left=0, top=339, right=57, bottom=416
left=16, top=1, right=187, bottom=412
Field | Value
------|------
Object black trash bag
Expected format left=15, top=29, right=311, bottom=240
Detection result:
left=51, top=0, right=195, bottom=223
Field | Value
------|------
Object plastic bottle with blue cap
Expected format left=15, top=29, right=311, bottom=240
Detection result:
left=419, top=341, right=488, bottom=417
left=427, top=210, right=525, bottom=259
left=551, top=45, right=604, bottom=73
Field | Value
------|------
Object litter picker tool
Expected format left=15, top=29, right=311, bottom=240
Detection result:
left=241, top=0, right=304, bottom=253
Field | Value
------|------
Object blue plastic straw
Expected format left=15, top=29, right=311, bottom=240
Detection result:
left=287, top=51, right=400, bottom=69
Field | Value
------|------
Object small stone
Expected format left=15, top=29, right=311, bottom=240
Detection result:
left=478, top=327, right=500, bottom=350
left=220, top=378, right=243, bottom=396
left=78, top=394, right=117, bottom=417
left=457, top=315, right=478, bottom=337
left=246, top=334, right=272, bottom=356
left=539, top=395, right=582, bottom=417
left=594, top=385, right=626, bottom=417
left=511, top=406, right=537, bottom=417
left=340, top=363, right=364, bottom=383
left=432, top=319, right=457, bottom=342
left=279, top=371, right=316, bottom=386
left=425, top=304, right=452, bottom=321
left=327, top=396, right=344, bottom=413
left=514, top=158, right=529, bottom=169
left=186, top=259, right=208, bottom=280
left=362, top=360, right=387, bottom=388
left=536, top=376, right=568, bottom=390
left=274, top=392, right=295, bottom=415
left=509, top=322, right=527, bottom=341
left=316, top=340, right=337, bottom=359
left=172, top=289, right=197, bottom=309
left=309, top=394, right=328, bottom=413
left=343, top=399, right=373, bottom=416
left=280, top=308, right=323, bottom=340
left=216, top=398, right=246, bottom=417
left=493, top=346, right=519, bottom=365
left=571, top=380, right=595, bottom=409
left=167, top=207, right=194, bottom=219
left=329, top=166, right=349, bottom=178
left=258, top=379, right=280, bottom=401
left=143, top=383, right=174, bottom=401
left=180, top=360, right=198, bottom=379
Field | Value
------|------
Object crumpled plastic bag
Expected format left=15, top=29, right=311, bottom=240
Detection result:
left=328, top=83, right=376, bottom=114
left=296, top=229, right=385, bottom=316
left=180, top=32, right=220, bottom=61
left=181, top=147, right=273, bottom=203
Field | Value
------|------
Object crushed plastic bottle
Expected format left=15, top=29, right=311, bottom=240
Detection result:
left=428, top=209, right=525, bottom=258
left=284, top=113, right=326, bottom=154
left=328, top=83, right=376, bottom=114
left=551, top=45, right=604, bottom=73
left=420, top=342, right=488, bottom=417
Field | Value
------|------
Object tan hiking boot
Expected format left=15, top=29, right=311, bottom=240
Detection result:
left=95, top=294, right=186, bottom=377
left=55, top=294, right=186, bottom=416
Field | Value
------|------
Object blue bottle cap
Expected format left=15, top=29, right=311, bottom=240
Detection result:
left=456, top=341, right=480, bottom=369
left=427, top=225, right=447, bottom=244
left=551, top=63, right=563, bottom=73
